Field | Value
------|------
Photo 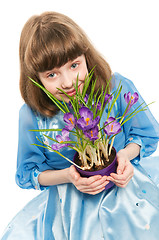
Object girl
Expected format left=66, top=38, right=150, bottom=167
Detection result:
left=1, top=11, right=159, bottom=240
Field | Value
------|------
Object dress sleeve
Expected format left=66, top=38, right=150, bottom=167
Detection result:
left=15, top=104, right=52, bottom=190
left=114, top=73, right=159, bottom=163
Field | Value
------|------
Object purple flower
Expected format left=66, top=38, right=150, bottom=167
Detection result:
left=104, top=93, right=112, bottom=104
left=79, top=94, right=88, bottom=107
left=63, top=113, right=76, bottom=130
left=77, top=107, right=100, bottom=131
left=104, top=117, right=121, bottom=136
left=84, top=126, right=99, bottom=141
left=84, top=94, right=89, bottom=103
left=93, top=101, right=101, bottom=111
left=69, top=94, right=88, bottom=109
left=51, top=129, right=71, bottom=150
left=124, top=92, right=139, bottom=114
left=68, top=101, right=73, bottom=109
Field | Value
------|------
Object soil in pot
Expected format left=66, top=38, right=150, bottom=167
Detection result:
left=74, top=146, right=116, bottom=172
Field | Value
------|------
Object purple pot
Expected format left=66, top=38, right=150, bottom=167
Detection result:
left=73, top=148, right=117, bottom=190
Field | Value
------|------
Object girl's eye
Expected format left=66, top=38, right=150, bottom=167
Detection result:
left=48, top=72, right=56, bottom=78
left=71, top=63, right=78, bottom=69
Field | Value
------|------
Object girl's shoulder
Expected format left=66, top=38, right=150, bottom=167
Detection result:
left=112, top=72, right=135, bottom=91
left=19, top=103, right=34, bottom=115
left=19, top=103, right=65, bottom=131
left=19, top=104, right=45, bottom=120
left=18, top=104, right=39, bottom=130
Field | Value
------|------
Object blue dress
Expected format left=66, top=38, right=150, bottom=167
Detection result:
left=2, top=73, right=159, bottom=240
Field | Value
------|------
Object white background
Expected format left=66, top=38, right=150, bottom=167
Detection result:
left=0, top=0, right=159, bottom=236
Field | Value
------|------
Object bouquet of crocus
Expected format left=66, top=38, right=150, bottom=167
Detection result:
left=29, top=70, right=148, bottom=171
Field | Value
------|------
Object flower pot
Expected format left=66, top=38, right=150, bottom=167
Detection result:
left=73, top=147, right=117, bottom=190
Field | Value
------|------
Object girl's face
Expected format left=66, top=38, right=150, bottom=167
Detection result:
left=38, top=55, right=88, bottom=103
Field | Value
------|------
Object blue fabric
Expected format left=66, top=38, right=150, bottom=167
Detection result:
left=2, top=73, right=159, bottom=239
left=30, top=169, right=45, bottom=191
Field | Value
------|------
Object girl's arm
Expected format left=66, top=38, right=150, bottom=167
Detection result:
left=38, top=142, right=139, bottom=194
left=38, top=167, right=109, bottom=195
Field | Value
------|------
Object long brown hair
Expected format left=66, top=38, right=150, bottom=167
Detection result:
left=19, top=11, right=112, bottom=117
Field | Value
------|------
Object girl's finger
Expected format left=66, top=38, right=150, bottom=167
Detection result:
left=85, top=187, right=106, bottom=195
left=109, top=164, right=134, bottom=181
left=76, top=175, right=102, bottom=187
left=79, top=180, right=109, bottom=192
left=77, top=176, right=107, bottom=190
left=108, top=174, right=133, bottom=187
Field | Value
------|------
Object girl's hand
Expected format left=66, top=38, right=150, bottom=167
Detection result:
left=68, top=165, right=109, bottom=195
left=107, top=149, right=134, bottom=188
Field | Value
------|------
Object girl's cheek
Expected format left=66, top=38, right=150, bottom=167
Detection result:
left=79, top=83, right=84, bottom=93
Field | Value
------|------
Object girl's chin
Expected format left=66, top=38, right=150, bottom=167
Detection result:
left=65, top=99, right=70, bottom=103
left=57, top=95, right=70, bottom=103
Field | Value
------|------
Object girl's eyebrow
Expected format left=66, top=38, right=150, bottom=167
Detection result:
left=42, top=56, right=82, bottom=75
left=44, top=68, right=58, bottom=74
left=71, top=56, right=82, bottom=62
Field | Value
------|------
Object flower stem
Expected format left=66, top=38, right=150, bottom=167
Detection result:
left=109, top=136, right=115, bottom=156
left=105, top=138, right=109, bottom=161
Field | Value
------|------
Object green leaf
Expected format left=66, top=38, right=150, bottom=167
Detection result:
left=82, top=67, right=95, bottom=98
left=42, top=134, right=58, bottom=142
left=31, top=144, right=51, bottom=150
left=29, top=128, right=62, bottom=132
left=107, top=83, right=122, bottom=119
left=52, top=150, right=84, bottom=169
left=28, top=77, right=67, bottom=113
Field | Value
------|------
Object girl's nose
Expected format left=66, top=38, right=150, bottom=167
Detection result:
left=61, top=72, right=75, bottom=89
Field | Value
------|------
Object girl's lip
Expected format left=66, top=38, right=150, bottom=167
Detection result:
left=65, top=83, right=82, bottom=96
left=66, top=89, right=76, bottom=96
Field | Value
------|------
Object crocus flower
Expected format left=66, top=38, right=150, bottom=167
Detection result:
left=63, top=113, right=76, bottom=130
left=84, top=126, right=99, bottom=141
left=68, top=101, right=73, bottom=109
left=104, top=117, right=121, bottom=136
left=77, top=107, right=100, bottom=131
left=93, top=101, right=101, bottom=111
left=124, top=92, right=139, bottom=114
left=51, top=129, right=71, bottom=150
left=69, top=95, right=88, bottom=109
left=104, top=93, right=113, bottom=105
left=84, top=94, right=88, bottom=103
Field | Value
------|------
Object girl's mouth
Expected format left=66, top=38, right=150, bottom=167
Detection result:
left=66, top=89, right=76, bottom=96
left=66, top=83, right=83, bottom=96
